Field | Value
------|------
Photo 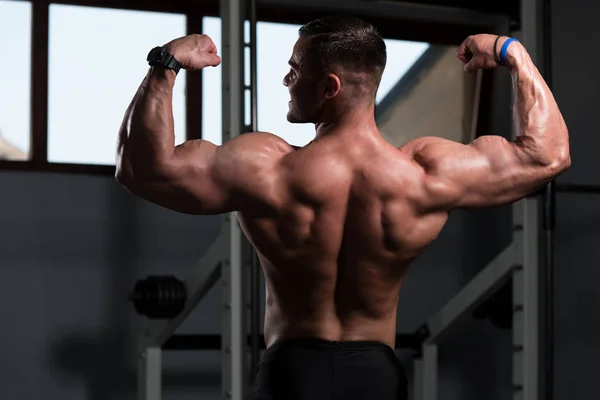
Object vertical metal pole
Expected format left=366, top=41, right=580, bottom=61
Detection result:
left=422, top=344, right=438, bottom=400
left=221, top=0, right=247, bottom=398
left=250, top=247, right=261, bottom=380
left=138, top=347, right=161, bottom=400
left=413, top=357, right=424, bottom=400
left=542, top=188, right=554, bottom=400
left=247, top=0, right=261, bottom=381
left=248, top=0, right=258, bottom=133
left=540, top=1, right=554, bottom=399
left=511, top=2, right=546, bottom=398
left=512, top=197, right=540, bottom=400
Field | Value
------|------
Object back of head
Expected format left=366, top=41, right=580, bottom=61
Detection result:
left=298, top=16, right=387, bottom=100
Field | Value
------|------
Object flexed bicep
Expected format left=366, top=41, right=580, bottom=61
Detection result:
left=118, top=132, right=291, bottom=215
left=404, top=136, right=562, bottom=211
left=400, top=32, right=571, bottom=211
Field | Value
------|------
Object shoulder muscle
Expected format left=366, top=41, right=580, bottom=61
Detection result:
left=213, top=132, right=294, bottom=211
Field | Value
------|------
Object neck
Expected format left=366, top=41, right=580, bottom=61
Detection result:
left=314, top=105, right=378, bottom=139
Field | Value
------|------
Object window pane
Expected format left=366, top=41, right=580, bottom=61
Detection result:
left=202, top=19, right=430, bottom=147
left=376, top=40, right=430, bottom=104
left=0, top=1, right=31, bottom=160
left=202, top=17, right=222, bottom=145
left=48, top=5, right=187, bottom=165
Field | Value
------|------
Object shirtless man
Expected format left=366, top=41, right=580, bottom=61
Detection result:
left=116, top=16, right=570, bottom=400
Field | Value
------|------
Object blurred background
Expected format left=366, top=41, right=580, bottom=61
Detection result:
left=0, top=0, right=596, bottom=399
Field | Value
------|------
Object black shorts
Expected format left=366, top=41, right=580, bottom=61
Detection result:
left=248, top=338, right=408, bottom=400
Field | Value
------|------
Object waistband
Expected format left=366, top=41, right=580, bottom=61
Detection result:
left=265, top=338, right=395, bottom=354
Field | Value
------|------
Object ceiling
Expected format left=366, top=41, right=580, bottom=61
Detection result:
left=384, top=0, right=520, bottom=19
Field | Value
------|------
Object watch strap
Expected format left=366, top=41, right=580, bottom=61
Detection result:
left=148, top=46, right=182, bottom=74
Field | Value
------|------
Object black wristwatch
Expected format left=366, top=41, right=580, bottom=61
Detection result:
left=147, top=46, right=182, bottom=74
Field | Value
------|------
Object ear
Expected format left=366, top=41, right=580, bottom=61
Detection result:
left=323, top=73, right=341, bottom=99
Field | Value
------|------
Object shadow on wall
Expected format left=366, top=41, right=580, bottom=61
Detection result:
left=47, top=330, right=221, bottom=398
left=44, top=181, right=139, bottom=399
left=557, top=289, right=600, bottom=344
left=41, top=180, right=224, bottom=399
left=555, top=195, right=600, bottom=347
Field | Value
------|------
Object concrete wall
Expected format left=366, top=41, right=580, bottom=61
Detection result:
left=378, top=47, right=477, bottom=147
left=550, top=0, right=600, bottom=397
left=0, top=172, right=224, bottom=399
left=0, top=0, right=597, bottom=399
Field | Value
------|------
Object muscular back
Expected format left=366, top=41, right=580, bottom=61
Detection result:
left=119, top=123, right=566, bottom=348
left=237, top=133, right=449, bottom=348
left=117, top=33, right=570, bottom=350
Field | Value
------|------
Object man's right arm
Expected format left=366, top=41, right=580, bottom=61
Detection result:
left=402, top=35, right=570, bottom=211
left=115, top=34, right=292, bottom=215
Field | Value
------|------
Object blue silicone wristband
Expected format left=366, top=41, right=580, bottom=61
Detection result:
left=500, top=38, right=518, bottom=65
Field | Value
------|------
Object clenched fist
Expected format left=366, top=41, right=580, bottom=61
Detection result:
left=164, top=34, right=221, bottom=71
left=457, top=34, right=522, bottom=73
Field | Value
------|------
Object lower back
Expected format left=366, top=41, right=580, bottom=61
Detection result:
left=264, top=307, right=400, bottom=349
left=260, top=256, right=409, bottom=349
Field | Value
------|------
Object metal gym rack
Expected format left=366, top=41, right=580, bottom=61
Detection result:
left=129, top=0, right=598, bottom=399
left=413, top=1, right=549, bottom=399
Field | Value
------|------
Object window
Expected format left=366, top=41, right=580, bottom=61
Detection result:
left=0, top=4, right=484, bottom=172
left=0, top=1, right=32, bottom=161
left=47, top=5, right=187, bottom=165
left=201, top=17, right=431, bottom=147
left=202, top=17, right=222, bottom=145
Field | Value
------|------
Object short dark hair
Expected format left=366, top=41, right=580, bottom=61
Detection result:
left=298, top=16, right=387, bottom=91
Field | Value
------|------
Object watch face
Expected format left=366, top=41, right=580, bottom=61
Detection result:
left=147, top=46, right=165, bottom=62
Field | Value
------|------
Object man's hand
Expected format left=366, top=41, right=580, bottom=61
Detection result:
left=457, top=34, right=521, bottom=73
left=164, top=34, right=221, bottom=71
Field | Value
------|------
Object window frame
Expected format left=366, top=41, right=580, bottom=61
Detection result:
left=0, top=0, right=499, bottom=175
